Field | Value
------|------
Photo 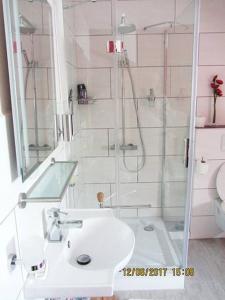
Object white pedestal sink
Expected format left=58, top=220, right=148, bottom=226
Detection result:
left=24, top=209, right=135, bottom=299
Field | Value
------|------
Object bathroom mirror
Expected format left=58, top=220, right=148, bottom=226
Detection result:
left=3, top=0, right=58, bottom=180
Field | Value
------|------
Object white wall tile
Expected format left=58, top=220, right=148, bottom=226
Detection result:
left=168, top=34, right=193, bottom=66
left=141, top=128, right=163, bottom=155
left=79, top=129, right=109, bottom=156
left=199, top=33, right=225, bottom=66
left=165, top=156, right=187, bottom=182
left=170, top=66, right=192, bottom=97
left=200, top=0, right=225, bottom=33
left=80, top=157, right=115, bottom=183
left=112, top=182, right=161, bottom=207
left=138, top=34, right=164, bottom=66
left=138, top=207, right=161, bottom=217
left=192, top=189, right=217, bottom=216
left=195, top=128, right=225, bottom=159
left=73, top=0, right=112, bottom=35
left=34, top=35, right=52, bottom=68
left=138, top=156, right=162, bottom=183
left=138, top=98, right=163, bottom=128
left=42, top=2, right=52, bottom=34
left=164, top=182, right=186, bottom=208
left=119, top=99, right=137, bottom=128
left=194, top=159, right=225, bottom=189
left=75, top=35, right=113, bottom=68
left=166, top=98, right=191, bottom=127
left=123, top=67, right=164, bottom=98
left=78, top=100, right=114, bottom=128
left=166, top=127, right=188, bottom=155
left=26, top=100, right=54, bottom=129
left=77, top=68, right=111, bottom=99
left=119, top=157, right=138, bottom=182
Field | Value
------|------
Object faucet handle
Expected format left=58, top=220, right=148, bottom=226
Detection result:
left=47, top=208, right=68, bottom=218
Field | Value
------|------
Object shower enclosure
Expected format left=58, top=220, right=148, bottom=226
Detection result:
left=63, top=0, right=199, bottom=274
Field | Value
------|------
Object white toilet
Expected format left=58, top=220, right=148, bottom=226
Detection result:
left=215, top=163, right=225, bottom=230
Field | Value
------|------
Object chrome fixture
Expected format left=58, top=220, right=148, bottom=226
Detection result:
left=47, top=208, right=83, bottom=242
left=143, top=21, right=189, bottom=31
left=110, top=143, right=137, bottom=151
left=143, top=21, right=173, bottom=31
left=29, top=144, right=52, bottom=151
left=118, top=14, right=136, bottom=34
left=120, top=49, right=146, bottom=172
left=63, top=0, right=98, bottom=10
left=147, top=88, right=156, bottom=103
left=19, top=14, right=36, bottom=35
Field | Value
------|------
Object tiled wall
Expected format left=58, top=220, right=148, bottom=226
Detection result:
left=191, top=0, right=225, bottom=238
left=19, top=0, right=56, bottom=167
left=65, top=0, right=194, bottom=217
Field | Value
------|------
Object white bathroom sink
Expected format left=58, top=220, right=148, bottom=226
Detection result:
left=64, top=216, right=134, bottom=271
left=24, top=209, right=135, bottom=299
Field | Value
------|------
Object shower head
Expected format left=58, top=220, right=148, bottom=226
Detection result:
left=118, top=14, right=136, bottom=34
left=19, top=14, right=36, bottom=35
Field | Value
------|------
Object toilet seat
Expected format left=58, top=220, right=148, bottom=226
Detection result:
left=216, top=163, right=225, bottom=201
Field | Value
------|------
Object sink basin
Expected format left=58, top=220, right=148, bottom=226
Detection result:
left=24, top=209, right=135, bottom=299
left=65, top=216, right=134, bottom=271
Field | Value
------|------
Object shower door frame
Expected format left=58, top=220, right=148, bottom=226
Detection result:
left=181, top=0, right=200, bottom=268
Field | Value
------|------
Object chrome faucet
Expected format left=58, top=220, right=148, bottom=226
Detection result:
left=47, top=208, right=83, bottom=242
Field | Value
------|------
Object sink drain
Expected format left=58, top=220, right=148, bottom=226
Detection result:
left=144, top=224, right=154, bottom=231
left=76, top=254, right=91, bottom=265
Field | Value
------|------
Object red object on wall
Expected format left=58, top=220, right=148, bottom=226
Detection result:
left=107, top=40, right=115, bottom=53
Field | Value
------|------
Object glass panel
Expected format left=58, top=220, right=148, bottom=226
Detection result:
left=26, top=161, right=77, bottom=200
left=62, top=0, right=197, bottom=270
left=62, top=0, right=116, bottom=209
left=115, top=0, right=196, bottom=268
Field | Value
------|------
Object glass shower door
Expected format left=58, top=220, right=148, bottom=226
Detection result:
left=114, top=0, right=197, bottom=268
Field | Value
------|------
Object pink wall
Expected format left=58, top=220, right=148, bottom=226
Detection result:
left=197, top=0, right=225, bottom=125
left=191, top=0, right=225, bottom=238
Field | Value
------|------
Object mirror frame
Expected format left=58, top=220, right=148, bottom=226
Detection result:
left=3, top=0, right=68, bottom=181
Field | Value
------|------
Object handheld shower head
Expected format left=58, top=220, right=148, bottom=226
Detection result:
left=19, top=14, right=36, bottom=34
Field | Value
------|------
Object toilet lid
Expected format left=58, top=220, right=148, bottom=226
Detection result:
left=216, top=163, right=225, bottom=201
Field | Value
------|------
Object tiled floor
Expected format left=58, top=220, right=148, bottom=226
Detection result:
left=115, top=239, right=225, bottom=300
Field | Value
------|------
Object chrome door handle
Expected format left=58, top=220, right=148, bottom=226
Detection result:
left=184, top=138, right=189, bottom=168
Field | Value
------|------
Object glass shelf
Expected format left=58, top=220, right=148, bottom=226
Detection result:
left=19, top=160, right=78, bottom=207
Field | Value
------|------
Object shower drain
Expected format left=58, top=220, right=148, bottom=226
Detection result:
left=144, top=224, right=154, bottom=231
